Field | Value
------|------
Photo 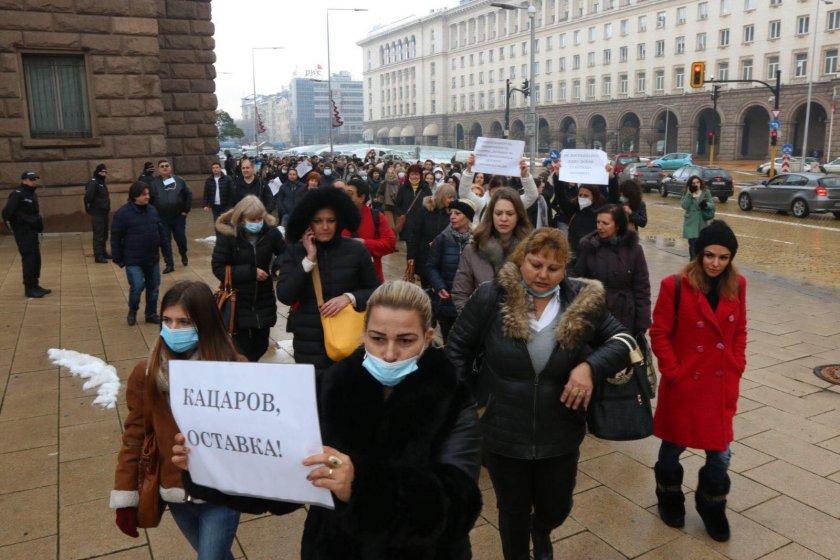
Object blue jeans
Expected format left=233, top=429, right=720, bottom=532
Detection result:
left=160, top=214, right=187, bottom=266
left=168, top=501, right=240, bottom=560
left=125, top=263, right=160, bottom=317
left=658, top=440, right=731, bottom=484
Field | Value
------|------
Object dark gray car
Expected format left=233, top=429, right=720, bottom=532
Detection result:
left=738, top=173, right=840, bottom=218
left=660, top=165, right=735, bottom=202
left=618, top=162, right=667, bottom=192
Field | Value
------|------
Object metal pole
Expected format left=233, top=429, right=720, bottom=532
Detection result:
left=710, top=86, right=719, bottom=165
left=528, top=2, right=536, bottom=175
left=828, top=87, right=836, bottom=161
left=504, top=79, right=510, bottom=138
left=770, top=71, right=781, bottom=177
left=327, top=10, right=334, bottom=155
left=664, top=109, right=669, bottom=155
left=802, top=1, right=822, bottom=166
left=251, top=48, right=257, bottom=146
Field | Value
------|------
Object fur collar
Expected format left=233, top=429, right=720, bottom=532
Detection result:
left=496, top=261, right=606, bottom=348
left=476, top=236, right=521, bottom=270
left=579, top=229, right=639, bottom=250
left=215, top=217, right=237, bottom=237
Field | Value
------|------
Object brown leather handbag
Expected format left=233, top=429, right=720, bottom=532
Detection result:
left=136, top=370, right=164, bottom=528
left=394, top=190, right=423, bottom=234
left=214, top=265, right=237, bottom=334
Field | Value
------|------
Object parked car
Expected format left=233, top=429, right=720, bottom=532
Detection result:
left=738, top=173, right=840, bottom=218
left=618, top=162, right=668, bottom=192
left=651, top=152, right=694, bottom=170
left=613, top=153, right=641, bottom=175
left=757, top=158, right=814, bottom=175
left=819, top=158, right=840, bottom=173
left=659, top=165, right=735, bottom=202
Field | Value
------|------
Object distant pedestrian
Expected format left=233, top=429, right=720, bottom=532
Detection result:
left=230, top=158, right=275, bottom=215
left=276, top=168, right=305, bottom=227
left=619, top=180, right=648, bottom=231
left=111, top=182, right=166, bottom=325
left=137, top=161, right=155, bottom=186
left=150, top=159, right=192, bottom=273
left=2, top=171, right=50, bottom=298
left=85, top=163, right=111, bottom=263
left=650, top=220, right=746, bottom=543
left=681, top=175, right=714, bottom=259
left=339, top=177, right=396, bottom=282
left=202, top=162, right=233, bottom=222
left=224, top=149, right=236, bottom=177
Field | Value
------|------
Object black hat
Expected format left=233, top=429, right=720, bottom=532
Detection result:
left=449, top=199, right=476, bottom=222
left=143, top=161, right=154, bottom=171
left=695, top=220, right=738, bottom=259
left=95, top=164, right=108, bottom=174
left=285, top=187, right=361, bottom=243
left=21, top=171, right=39, bottom=180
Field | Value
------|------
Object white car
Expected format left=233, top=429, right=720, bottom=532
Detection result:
left=757, top=158, right=811, bottom=175
left=820, top=157, right=840, bottom=173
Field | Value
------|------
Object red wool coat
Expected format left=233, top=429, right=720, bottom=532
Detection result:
left=342, top=204, right=396, bottom=282
left=650, top=273, right=747, bottom=451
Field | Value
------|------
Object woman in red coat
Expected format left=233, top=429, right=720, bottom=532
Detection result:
left=649, top=221, right=746, bottom=543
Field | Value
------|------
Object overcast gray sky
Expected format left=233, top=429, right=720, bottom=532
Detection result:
left=212, top=0, right=458, bottom=119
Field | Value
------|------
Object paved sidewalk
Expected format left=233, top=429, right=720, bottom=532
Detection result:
left=1, top=218, right=840, bottom=560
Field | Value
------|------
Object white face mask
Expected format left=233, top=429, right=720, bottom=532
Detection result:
left=578, top=197, right=593, bottom=209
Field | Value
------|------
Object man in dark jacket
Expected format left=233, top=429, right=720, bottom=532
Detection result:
left=202, top=162, right=233, bottom=221
left=149, top=158, right=192, bottom=273
left=84, top=163, right=111, bottom=263
left=2, top=171, right=50, bottom=298
left=276, top=167, right=305, bottom=226
left=137, top=161, right=155, bottom=186
left=223, top=150, right=236, bottom=178
left=111, top=182, right=166, bottom=326
left=230, top=158, right=276, bottom=215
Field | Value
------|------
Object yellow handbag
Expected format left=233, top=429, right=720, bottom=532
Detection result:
left=312, top=265, right=366, bottom=362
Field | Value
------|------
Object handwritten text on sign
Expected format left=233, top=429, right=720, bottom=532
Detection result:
left=170, top=361, right=334, bottom=509
left=473, top=137, right=525, bottom=177
left=558, top=149, right=609, bottom=185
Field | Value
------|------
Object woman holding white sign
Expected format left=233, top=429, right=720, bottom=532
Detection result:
left=176, top=280, right=483, bottom=559
left=111, top=280, right=245, bottom=560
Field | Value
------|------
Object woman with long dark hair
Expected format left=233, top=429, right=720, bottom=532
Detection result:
left=619, top=180, right=648, bottom=231
left=650, top=221, right=746, bottom=543
left=111, top=281, right=245, bottom=559
left=407, top=184, right=456, bottom=288
left=681, top=175, right=714, bottom=259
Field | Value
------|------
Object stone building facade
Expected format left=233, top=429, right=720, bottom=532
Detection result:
left=0, top=0, right=218, bottom=231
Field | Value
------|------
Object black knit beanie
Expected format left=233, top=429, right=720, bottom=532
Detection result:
left=695, top=220, right=738, bottom=258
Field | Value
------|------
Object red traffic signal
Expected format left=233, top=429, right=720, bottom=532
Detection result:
left=707, top=132, right=714, bottom=146
left=770, top=130, right=778, bottom=146
left=690, top=62, right=705, bottom=88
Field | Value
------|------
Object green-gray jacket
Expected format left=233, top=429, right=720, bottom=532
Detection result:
left=681, top=189, right=713, bottom=239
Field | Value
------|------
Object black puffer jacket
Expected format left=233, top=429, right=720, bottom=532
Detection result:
left=276, top=237, right=380, bottom=371
left=407, top=198, right=450, bottom=283
left=110, top=202, right=164, bottom=267
left=231, top=176, right=276, bottom=214
left=182, top=346, right=482, bottom=559
left=426, top=226, right=471, bottom=320
left=211, top=219, right=285, bottom=330
left=446, top=262, right=629, bottom=459
left=572, top=230, right=651, bottom=335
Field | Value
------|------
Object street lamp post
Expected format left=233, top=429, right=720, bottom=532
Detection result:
left=251, top=47, right=284, bottom=147
left=327, top=8, right=368, bottom=156
left=802, top=0, right=833, bottom=166
left=655, top=103, right=676, bottom=155
left=491, top=1, right=537, bottom=174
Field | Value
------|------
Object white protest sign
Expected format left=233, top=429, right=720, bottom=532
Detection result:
left=295, top=160, right=312, bottom=177
left=169, top=361, right=334, bottom=509
left=559, top=149, right=609, bottom=185
left=473, top=137, right=525, bottom=177
left=268, top=177, right=282, bottom=197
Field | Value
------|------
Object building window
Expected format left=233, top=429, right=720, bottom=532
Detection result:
left=521, top=63, right=527, bottom=77
left=638, top=15, right=647, bottom=31
left=451, top=95, right=456, bottom=111
left=430, top=62, right=435, bottom=76
left=478, top=72, right=484, bottom=84
left=655, top=69, right=665, bottom=91
left=559, top=33, right=566, bottom=47
left=461, top=56, right=465, bottom=68
left=677, top=6, right=687, bottom=24
left=546, top=59, right=553, bottom=73
left=619, top=46, right=628, bottom=62
left=574, top=30, right=582, bottom=44
left=489, top=90, right=496, bottom=108
left=826, top=49, right=839, bottom=74
left=431, top=80, right=436, bottom=93
left=573, top=80, right=581, bottom=99
left=718, top=62, right=729, bottom=80
left=655, top=40, right=665, bottom=57
left=22, top=54, right=92, bottom=139
left=720, top=0, right=731, bottom=15
left=619, top=73, right=628, bottom=94
left=698, top=2, right=709, bottom=19
left=460, top=76, right=465, bottom=87
left=559, top=81, right=567, bottom=100
left=547, top=36, right=553, bottom=51
left=489, top=49, right=495, bottom=62
left=470, top=54, right=475, bottom=66
left=431, top=100, right=436, bottom=114
left=657, top=11, right=666, bottom=28
left=534, top=85, right=540, bottom=104
left=588, top=52, right=596, bottom=67
left=604, top=23, right=613, bottom=38
left=559, top=57, right=566, bottom=71
left=742, top=58, right=753, bottom=79
left=522, top=41, right=528, bottom=54
left=797, top=15, right=809, bottom=35
left=451, top=59, right=456, bottom=70
left=587, top=78, right=596, bottom=98
left=603, top=76, right=611, bottom=96
left=479, top=92, right=484, bottom=110
left=546, top=82, right=553, bottom=101
left=744, top=24, right=754, bottom=43
left=510, top=44, right=515, bottom=57
left=479, top=51, right=485, bottom=64
left=769, top=20, right=781, bottom=39
left=588, top=26, right=596, bottom=41
left=675, top=67, right=685, bottom=88
left=637, top=43, right=646, bottom=59
left=720, top=28, right=730, bottom=46
left=573, top=55, right=581, bottom=69
left=510, top=65, right=516, bottom=78
left=452, top=77, right=456, bottom=89
left=676, top=36, right=685, bottom=54
left=490, top=69, right=495, bottom=82
left=829, top=10, right=840, bottom=30
left=636, top=71, right=646, bottom=92
left=767, top=55, right=779, bottom=78
left=603, top=49, right=612, bottom=64
left=620, top=19, right=629, bottom=35
left=795, top=53, right=808, bottom=77
left=745, top=0, right=755, bottom=10
left=770, top=0, right=781, bottom=5
left=697, top=32, right=707, bottom=50
left=500, top=46, right=505, bottom=60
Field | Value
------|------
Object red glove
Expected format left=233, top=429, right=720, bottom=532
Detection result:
left=116, top=507, right=140, bottom=538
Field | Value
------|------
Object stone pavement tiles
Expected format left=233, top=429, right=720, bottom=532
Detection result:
left=1, top=220, right=840, bottom=559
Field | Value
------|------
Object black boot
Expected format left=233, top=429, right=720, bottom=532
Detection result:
left=696, top=466, right=731, bottom=542
left=25, top=286, right=45, bottom=298
left=127, top=311, right=137, bottom=326
left=654, top=462, right=685, bottom=528
left=531, top=516, right=554, bottom=560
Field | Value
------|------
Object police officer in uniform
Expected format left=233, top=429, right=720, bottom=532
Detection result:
left=2, top=171, right=50, bottom=298
left=85, top=163, right=111, bottom=263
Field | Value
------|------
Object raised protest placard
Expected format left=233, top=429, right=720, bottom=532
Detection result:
left=558, top=149, right=609, bottom=185
left=473, top=137, right=525, bottom=177
left=295, top=160, right=312, bottom=178
left=169, top=361, right=333, bottom=509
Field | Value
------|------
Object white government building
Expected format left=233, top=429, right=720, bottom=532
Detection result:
left=358, top=0, right=840, bottom=161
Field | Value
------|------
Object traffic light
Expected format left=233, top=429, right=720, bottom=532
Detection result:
left=690, top=62, right=705, bottom=88
left=770, top=130, right=778, bottom=146
left=707, top=132, right=715, bottom=146
left=522, top=79, right=530, bottom=97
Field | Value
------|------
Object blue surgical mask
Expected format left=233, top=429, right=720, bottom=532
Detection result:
left=362, top=349, right=423, bottom=387
left=244, top=220, right=263, bottom=233
left=161, top=324, right=199, bottom=354
left=619, top=196, right=629, bottom=203
left=522, top=280, right=561, bottom=299
left=324, top=169, right=333, bottom=176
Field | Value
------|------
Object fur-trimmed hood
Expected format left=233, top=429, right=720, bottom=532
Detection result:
left=579, top=229, right=639, bottom=251
left=475, top=235, right=522, bottom=271
left=496, top=261, right=606, bottom=348
left=285, top=186, right=361, bottom=242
